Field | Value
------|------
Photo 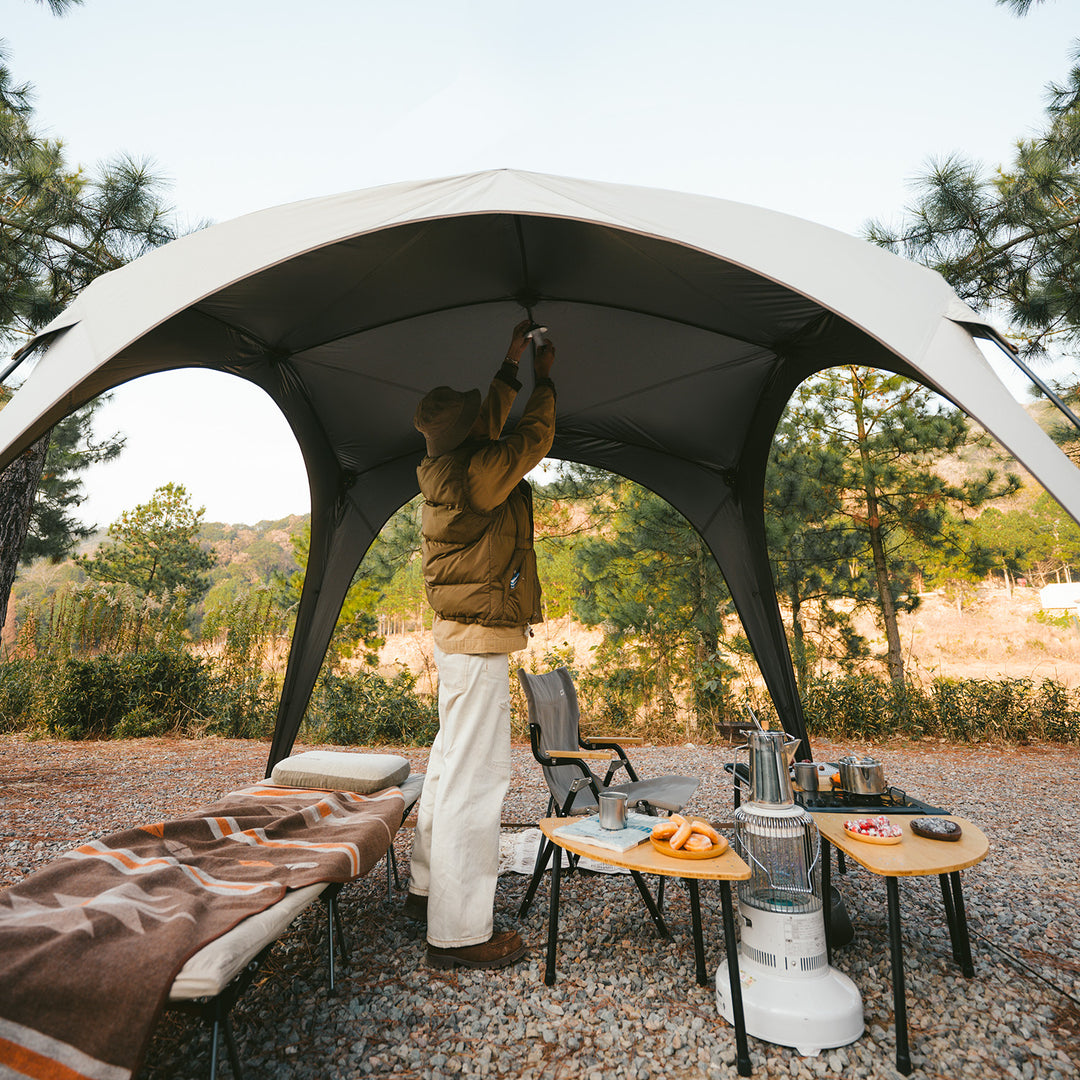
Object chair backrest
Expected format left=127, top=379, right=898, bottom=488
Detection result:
left=516, top=667, right=599, bottom=814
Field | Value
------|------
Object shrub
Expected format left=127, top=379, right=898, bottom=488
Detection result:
left=113, top=704, right=174, bottom=739
left=0, top=657, right=50, bottom=733
left=801, top=672, right=1080, bottom=744
left=800, top=673, right=905, bottom=740
left=201, top=673, right=278, bottom=740
left=43, top=649, right=211, bottom=739
left=304, top=670, right=439, bottom=746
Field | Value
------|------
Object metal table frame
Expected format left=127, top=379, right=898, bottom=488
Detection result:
left=538, top=817, right=754, bottom=1077
left=814, top=814, right=988, bottom=1076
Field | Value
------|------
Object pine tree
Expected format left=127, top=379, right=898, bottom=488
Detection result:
left=865, top=41, right=1080, bottom=360
left=280, top=522, right=384, bottom=667
left=789, top=368, right=1020, bottom=687
left=572, top=475, right=734, bottom=731
left=29, top=1, right=85, bottom=13
left=995, top=0, right=1046, bottom=14
left=5, top=392, right=125, bottom=562
left=76, top=483, right=216, bottom=605
left=0, top=42, right=177, bottom=630
left=764, top=409, right=874, bottom=688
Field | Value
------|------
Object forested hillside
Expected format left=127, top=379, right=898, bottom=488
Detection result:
left=4, top=387, right=1080, bottom=746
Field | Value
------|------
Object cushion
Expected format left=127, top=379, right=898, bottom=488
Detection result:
left=398, top=773, right=425, bottom=813
left=270, top=750, right=410, bottom=794
left=169, top=882, right=327, bottom=1000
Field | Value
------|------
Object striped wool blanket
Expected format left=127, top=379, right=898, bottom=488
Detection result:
left=0, top=783, right=405, bottom=1080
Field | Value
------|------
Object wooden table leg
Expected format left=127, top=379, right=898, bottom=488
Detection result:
left=885, top=877, right=912, bottom=1075
left=545, top=840, right=561, bottom=986
left=938, top=873, right=960, bottom=964
left=719, top=882, right=752, bottom=1077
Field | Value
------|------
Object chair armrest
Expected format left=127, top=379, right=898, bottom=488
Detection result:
left=582, top=736, right=645, bottom=747
left=580, top=737, right=641, bottom=784
left=547, top=749, right=614, bottom=761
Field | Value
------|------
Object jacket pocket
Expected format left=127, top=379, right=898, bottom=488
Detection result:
left=502, top=546, right=540, bottom=625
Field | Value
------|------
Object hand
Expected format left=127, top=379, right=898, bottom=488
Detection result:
left=534, top=338, right=555, bottom=379
left=506, top=319, right=532, bottom=365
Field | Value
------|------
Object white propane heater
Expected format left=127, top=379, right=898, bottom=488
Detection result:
left=716, top=730, right=863, bottom=1056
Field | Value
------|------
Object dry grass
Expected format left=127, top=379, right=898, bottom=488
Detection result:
left=370, top=614, right=605, bottom=696
left=370, top=586, right=1080, bottom=692
left=877, top=586, right=1080, bottom=685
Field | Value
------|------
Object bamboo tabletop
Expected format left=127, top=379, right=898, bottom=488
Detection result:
left=540, top=817, right=751, bottom=881
left=811, top=814, right=989, bottom=877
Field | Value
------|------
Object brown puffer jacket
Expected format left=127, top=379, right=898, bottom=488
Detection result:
left=417, top=371, right=555, bottom=629
left=419, top=455, right=540, bottom=626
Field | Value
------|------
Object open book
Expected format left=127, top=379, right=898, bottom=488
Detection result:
left=552, top=811, right=657, bottom=853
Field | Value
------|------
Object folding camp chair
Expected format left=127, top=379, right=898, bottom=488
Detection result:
left=516, top=667, right=700, bottom=917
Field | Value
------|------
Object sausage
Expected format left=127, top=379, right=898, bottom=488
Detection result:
left=669, top=820, right=694, bottom=850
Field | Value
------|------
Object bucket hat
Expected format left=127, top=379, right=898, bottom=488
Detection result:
left=414, top=385, right=482, bottom=457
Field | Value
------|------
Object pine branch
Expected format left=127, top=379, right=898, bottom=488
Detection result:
left=0, top=212, right=124, bottom=271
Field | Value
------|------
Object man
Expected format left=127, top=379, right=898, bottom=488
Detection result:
left=407, top=318, right=556, bottom=969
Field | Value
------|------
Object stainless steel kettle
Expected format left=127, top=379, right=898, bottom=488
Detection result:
left=741, top=730, right=801, bottom=806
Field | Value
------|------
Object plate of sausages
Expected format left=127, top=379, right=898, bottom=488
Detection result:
left=650, top=815, right=729, bottom=859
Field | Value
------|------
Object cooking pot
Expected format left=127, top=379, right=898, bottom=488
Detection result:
left=837, top=755, right=887, bottom=795
left=792, top=761, right=819, bottom=792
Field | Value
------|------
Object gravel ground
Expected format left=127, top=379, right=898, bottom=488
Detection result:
left=1, top=733, right=1078, bottom=1079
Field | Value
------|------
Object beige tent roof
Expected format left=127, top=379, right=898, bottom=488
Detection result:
left=2, top=169, right=1076, bottom=770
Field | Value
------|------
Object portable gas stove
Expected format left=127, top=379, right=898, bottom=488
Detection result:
left=725, top=763, right=950, bottom=815
left=793, top=785, right=949, bottom=815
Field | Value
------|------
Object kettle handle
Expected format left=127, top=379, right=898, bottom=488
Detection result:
left=742, top=703, right=765, bottom=731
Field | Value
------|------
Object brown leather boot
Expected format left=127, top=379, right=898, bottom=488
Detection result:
left=403, top=892, right=428, bottom=922
left=427, top=930, right=526, bottom=970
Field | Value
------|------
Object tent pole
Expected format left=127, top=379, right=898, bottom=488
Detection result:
left=989, top=338, right=1080, bottom=433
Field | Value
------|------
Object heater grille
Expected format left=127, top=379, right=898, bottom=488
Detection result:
left=734, top=805, right=821, bottom=914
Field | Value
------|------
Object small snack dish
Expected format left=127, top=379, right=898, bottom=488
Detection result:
left=650, top=834, right=729, bottom=859
left=650, top=816, right=729, bottom=859
left=843, top=815, right=903, bottom=845
left=910, top=817, right=962, bottom=842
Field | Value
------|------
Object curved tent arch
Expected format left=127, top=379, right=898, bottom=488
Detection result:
left=1, top=169, right=1077, bottom=772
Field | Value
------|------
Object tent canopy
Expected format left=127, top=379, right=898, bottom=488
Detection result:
left=2, top=170, right=1078, bottom=771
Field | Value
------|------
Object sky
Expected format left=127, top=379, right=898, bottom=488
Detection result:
left=3, top=0, right=1078, bottom=528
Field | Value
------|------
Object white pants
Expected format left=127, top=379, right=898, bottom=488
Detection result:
left=409, top=646, right=512, bottom=947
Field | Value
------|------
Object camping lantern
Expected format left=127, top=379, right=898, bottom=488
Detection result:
left=716, top=731, right=863, bottom=1056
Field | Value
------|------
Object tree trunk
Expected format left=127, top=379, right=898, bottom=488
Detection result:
left=788, top=579, right=807, bottom=689
left=850, top=371, right=905, bottom=688
left=865, top=504, right=905, bottom=687
left=0, top=432, right=49, bottom=635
